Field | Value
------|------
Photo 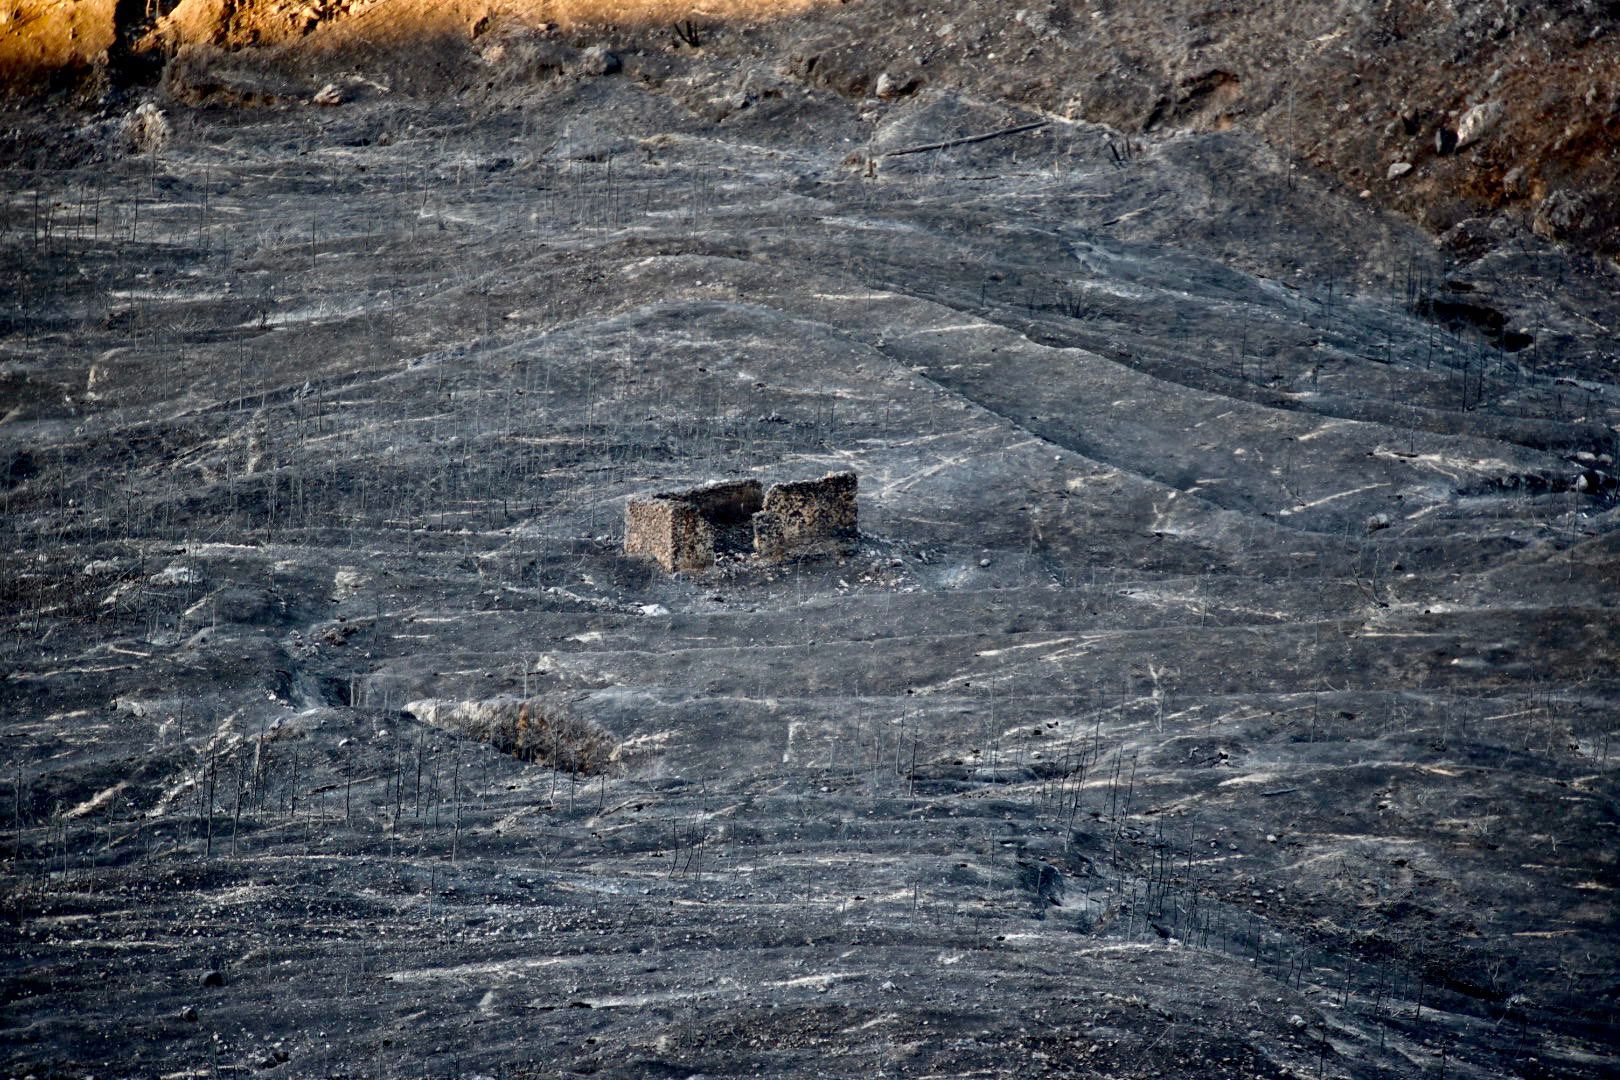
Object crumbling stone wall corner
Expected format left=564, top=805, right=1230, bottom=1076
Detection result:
left=753, top=471, right=858, bottom=563
left=624, top=479, right=767, bottom=572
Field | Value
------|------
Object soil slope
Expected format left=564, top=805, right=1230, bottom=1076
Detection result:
left=4, top=1, right=1618, bottom=257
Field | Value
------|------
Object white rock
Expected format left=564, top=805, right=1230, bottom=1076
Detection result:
left=333, top=568, right=367, bottom=600
left=149, top=564, right=202, bottom=587
left=1386, top=162, right=1413, bottom=180
left=577, top=45, right=621, bottom=77
left=1456, top=101, right=1503, bottom=149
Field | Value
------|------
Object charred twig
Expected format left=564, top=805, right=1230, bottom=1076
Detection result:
left=880, top=121, right=1049, bottom=159
left=672, top=19, right=702, bottom=47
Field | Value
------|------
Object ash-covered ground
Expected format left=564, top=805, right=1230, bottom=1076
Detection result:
left=3, top=45, right=1619, bottom=1079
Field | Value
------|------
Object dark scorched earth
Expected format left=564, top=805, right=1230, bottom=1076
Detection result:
left=3, top=72, right=1619, bottom=1079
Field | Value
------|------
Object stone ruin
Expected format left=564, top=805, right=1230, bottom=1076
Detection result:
left=624, top=478, right=765, bottom=573
left=624, top=471, right=858, bottom=572
left=751, top=472, right=860, bottom=563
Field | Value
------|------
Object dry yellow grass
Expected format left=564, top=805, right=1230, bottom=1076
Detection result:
left=508, top=0, right=832, bottom=25
left=288, top=0, right=838, bottom=60
left=322, top=0, right=837, bottom=44
left=0, top=0, right=834, bottom=88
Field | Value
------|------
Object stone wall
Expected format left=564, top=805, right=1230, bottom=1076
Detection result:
left=753, top=471, right=858, bottom=563
left=624, top=472, right=856, bottom=572
left=624, top=479, right=763, bottom=572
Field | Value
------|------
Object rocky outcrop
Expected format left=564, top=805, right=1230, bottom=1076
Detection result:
left=403, top=696, right=615, bottom=774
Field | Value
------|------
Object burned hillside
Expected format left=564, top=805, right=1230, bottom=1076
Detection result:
left=1, top=3, right=1618, bottom=1078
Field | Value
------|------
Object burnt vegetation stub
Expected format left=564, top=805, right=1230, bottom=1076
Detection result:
left=624, top=471, right=858, bottom=572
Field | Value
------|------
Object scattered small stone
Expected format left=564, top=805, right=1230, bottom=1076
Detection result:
left=1365, top=513, right=1391, bottom=532
left=1386, top=162, right=1412, bottom=180
left=979, top=558, right=992, bottom=568
left=201, top=969, right=225, bottom=988
left=180, top=1006, right=198, bottom=1023
left=874, top=71, right=919, bottom=99
left=312, top=83, right=345, bottom=107
left=1266, top=833, right=1278, bottom=843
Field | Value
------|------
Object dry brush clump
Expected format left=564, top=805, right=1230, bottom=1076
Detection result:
left=403, top=695, right=616, bottom=775
left=118, top=102, right=171, bottom=155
